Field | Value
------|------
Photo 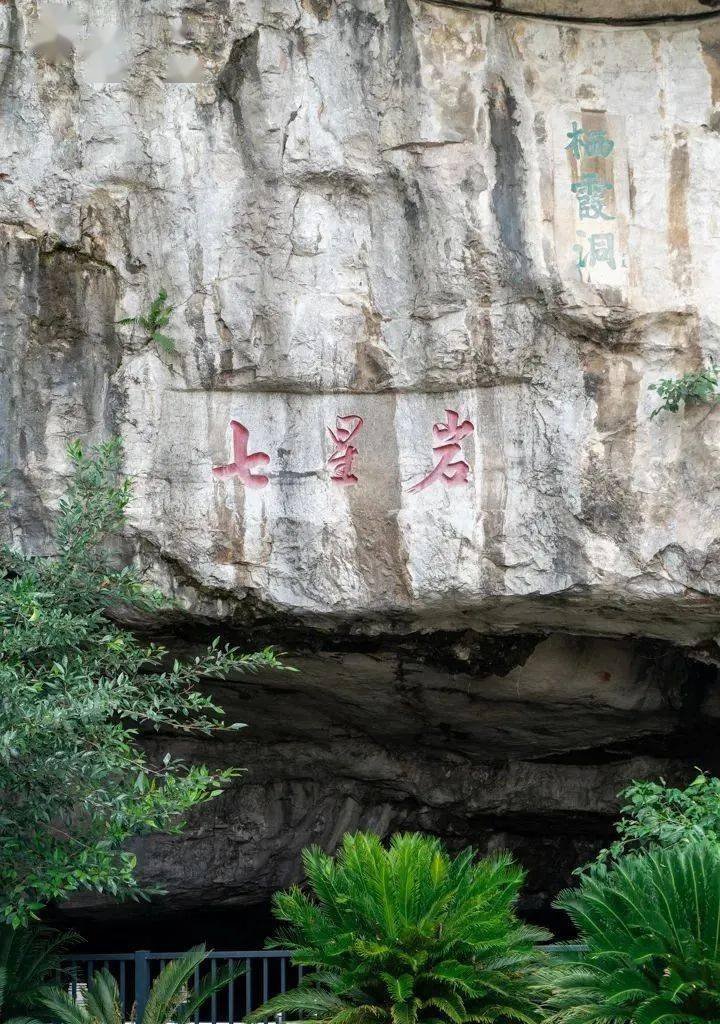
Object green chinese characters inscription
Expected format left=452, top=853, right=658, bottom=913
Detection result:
left=565, top=119, right=619, bottom=273
left=571, top=173, right=614, bottom=221
left=574, top=231, right=616, bottom=271
left=566, top=121, right=614, bottom=159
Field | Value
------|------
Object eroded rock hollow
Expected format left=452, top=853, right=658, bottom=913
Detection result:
left=3, top=0, right=720, bottom=936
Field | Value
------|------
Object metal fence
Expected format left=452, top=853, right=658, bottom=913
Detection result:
left=61, top=950, right=300, bottom=1024
left=61, top=945, right=584, bottom=1024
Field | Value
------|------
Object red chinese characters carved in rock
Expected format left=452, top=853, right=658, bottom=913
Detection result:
left=409, top=409, right=474, bottom=493
left=212, top=420, right=270, bottom=489
left=327, top=414, right=363, bottom=486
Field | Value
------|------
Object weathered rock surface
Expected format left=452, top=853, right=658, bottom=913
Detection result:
left=3, top=0, right=720, bottom=933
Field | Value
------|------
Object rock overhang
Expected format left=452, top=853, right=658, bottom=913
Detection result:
left=425, top=0, right=720, bottom=23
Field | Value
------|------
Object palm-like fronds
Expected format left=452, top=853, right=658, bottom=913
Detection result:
left=42, top=983, right=97, bottom=1024
left=0, top=924, right=79, bottom=1023
left=545, top=841, right=720, bottom=1023
left=116, top=289, right=176, bottom=354
left=143, top=946, right=242, bottom=1024
left=42, top=946, right=243, bottom=1024
left=249, top=831, right=549, bottom=1024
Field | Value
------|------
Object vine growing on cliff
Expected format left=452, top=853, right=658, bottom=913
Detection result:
left=0, top=438, right=288, bottom=927
left=649, top=363, right=720, bottom=417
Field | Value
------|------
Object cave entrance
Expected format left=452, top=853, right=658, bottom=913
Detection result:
left=48, top=629, right=720, bottom=949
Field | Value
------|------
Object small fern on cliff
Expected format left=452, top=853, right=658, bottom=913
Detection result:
left=117, top=288, right=177, bottom=354
left=249, top=831, right=548, bottom=1024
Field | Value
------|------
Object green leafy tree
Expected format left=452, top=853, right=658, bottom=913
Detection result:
left=250, top=831, right=549, bottom=1024
left=649, top=363, right=720, bottom=417
left=546, top=842, right=720, bottom=1023
left=0, top=924, right=78, bottom=1023
left=43, top=945, right=241, bottom=1024
left=117, top=289, right=177, bottom=354
left=586, top=771, right=720, bottom=872
left=0, top=439, right=286, bottom=927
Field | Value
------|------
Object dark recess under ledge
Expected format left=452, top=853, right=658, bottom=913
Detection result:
left=44, top=619, right=720, bottom=943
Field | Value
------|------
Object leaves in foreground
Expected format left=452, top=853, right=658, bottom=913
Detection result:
left=42, top=945, right=243, bottom=1024
left=0, top=438, right=289, bottom=926
left=0, top=923, right=79, bottom=1024
left=580, top=770, right=720, bottom=874
left=545, top=841, right=720, bottom=1023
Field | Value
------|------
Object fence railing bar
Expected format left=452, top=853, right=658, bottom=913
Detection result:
left=228, top=959, right=234, bottom=1024
left=134, top=950, right=150, bottom=1024
left=245, top=958, right=251, bottom=1017
left=63, top=946, right=583, bottom=961
left=211, top=958, right=217, bottom=1024
left=62, top=950, right=294, bottom=962
left=64, top=954, right=134, bottom=962
left=119, top=961, right=126, bottom=1014
left=138, top=951, right=289, bottom=960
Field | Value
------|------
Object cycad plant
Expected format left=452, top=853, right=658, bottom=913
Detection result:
left=546, top=841, right=720, bottom=1023
left=0, top=924, right=78, bottom=1024
left=42, top=946, right=240, bottom=1024
left=250, top=831, right=548, bottom=1024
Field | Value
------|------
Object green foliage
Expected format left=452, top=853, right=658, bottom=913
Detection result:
left=585, top=771, right=720, bottom=873
left=0, top=438, right=288, bottom=927
left=42, top=945, right=242, bottom=1024
left=648, top=363, right=720, bottom=417
left=546, top=841, right=720, bottom=1023
left=0, top=924, right=78, bottom=1024
left=117, top=289, right=176, bottom=354
left=250, top=831, right=549, bottom=1024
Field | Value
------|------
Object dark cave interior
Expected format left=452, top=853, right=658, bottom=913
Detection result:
left=47, top=620, right=720, bottom=952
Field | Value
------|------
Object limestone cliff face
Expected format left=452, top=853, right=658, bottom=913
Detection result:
left=3, top=0, right=720, bottom=929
